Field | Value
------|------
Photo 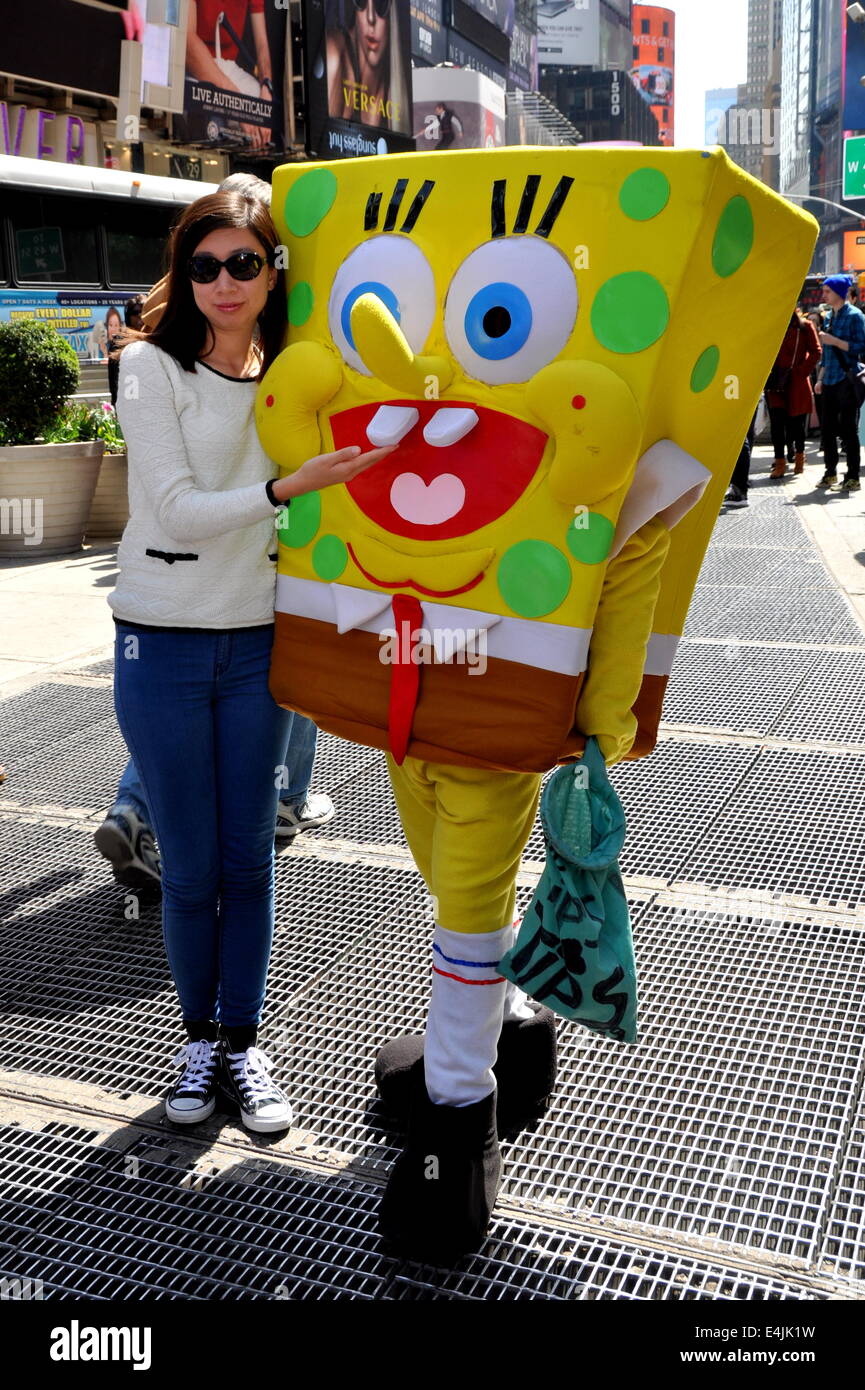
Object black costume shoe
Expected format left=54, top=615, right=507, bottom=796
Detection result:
left=379, top=1075, right=501, bottom=1264
left=375, top=1003, right=557, bottom=1139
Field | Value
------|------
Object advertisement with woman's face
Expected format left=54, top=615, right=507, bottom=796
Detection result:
left=176, top=0, right=283, bottom=150
left=326, top=0, right=412, bottom=134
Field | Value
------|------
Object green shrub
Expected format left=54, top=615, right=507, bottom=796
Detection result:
left=0, top=319, right=80, bottom=446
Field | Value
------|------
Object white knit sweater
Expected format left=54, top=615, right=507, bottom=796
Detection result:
left=111, top=340, right=281, bottom=629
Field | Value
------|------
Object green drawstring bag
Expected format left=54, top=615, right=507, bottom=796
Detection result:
left=499, top=736, right=637, bottom=1044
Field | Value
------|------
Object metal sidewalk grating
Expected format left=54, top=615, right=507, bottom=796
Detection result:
left=1, top=709, right=374, bottom=811
left=0, top=682, right=116, bottom=766
left=684, top=586, right=864, bottom=645
left=696, top=547, right=834, bottom=589
left=768, top=650, right=865, bottom=746
left=269, top=900, right=865, bottom=1271
left=0, top=1125, right=397, bottom=1300
left=0, top=1123, right=831, bottom=1301
left=662, top=641, right=822, bottom=737
left=503, top=904, right=865, bottom=1263
left=711, top=501, right=813, bottom=549
left=672, top=747, right=865, bottom=909
left=0, top=819, right=423, bottom=1095
left=602, top=741, right=760, bottom=882
left=819, top=1112, right=865, bottom=1283
left=385, top=1223, right=826, bottom=1301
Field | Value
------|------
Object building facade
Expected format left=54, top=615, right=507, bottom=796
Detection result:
left=780, top=0, right=846, bottom=273
left=630, top=4, right=674, bottom=146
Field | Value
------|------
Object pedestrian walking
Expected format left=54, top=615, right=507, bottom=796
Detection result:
left=765, top=310, right=820, bottom=478
left=111, top=190, right=393, bottom=1131
left=816, top=274, right=865, bottom=492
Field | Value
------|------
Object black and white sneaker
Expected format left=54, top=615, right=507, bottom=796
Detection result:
left=165, top=1038, right=220, bottom=1124
left=219, top=1044, right=292, bottom=1133
left=94, top=802, right=161, bottom=893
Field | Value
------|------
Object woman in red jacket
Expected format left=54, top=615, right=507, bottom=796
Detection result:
left=766, top=310, right=822, bottom=477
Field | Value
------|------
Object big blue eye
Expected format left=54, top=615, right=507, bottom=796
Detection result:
left=464, top=282, right=532, bottom=361
left=328, top=235, right=435, bottom=376
left=341, top=281, right=401, bottom=351
left=445, top=236, right=578, bottom=385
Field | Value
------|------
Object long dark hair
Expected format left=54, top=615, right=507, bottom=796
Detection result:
left=146, top=192, right=286, bottom=374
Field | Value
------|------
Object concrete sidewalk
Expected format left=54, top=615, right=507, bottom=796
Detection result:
left=0, top=442, right=864, bottom=1301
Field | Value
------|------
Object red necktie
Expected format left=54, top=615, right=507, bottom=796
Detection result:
left=388, top=594, right=424, bottom=765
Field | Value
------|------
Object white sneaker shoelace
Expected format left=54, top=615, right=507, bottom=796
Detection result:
left=172, top=1040, right=218, bottom=1095
left=225, top=1046, right=283, bottom=1104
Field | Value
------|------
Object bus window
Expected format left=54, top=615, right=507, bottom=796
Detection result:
left=104, top=201, right=175, bottom=288
left=8, top=190, right=100, bottom=285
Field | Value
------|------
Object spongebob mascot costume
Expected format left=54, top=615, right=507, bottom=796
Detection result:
left=256, top=148, right=816, bottom=1262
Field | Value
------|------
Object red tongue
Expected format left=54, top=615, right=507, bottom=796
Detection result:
left=335, top=401, right=548, bottom=542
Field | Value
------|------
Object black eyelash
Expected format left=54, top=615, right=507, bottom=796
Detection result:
left=534, top=177, right=574, bottom=238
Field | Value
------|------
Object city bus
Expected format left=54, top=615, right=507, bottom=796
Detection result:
left=0, top=157, right=219, bottom=359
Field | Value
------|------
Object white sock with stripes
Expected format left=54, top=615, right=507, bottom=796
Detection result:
left=424, top=924, right=510, bottom=1107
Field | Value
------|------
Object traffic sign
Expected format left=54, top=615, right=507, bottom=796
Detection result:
left=15, top=226, right=65, bottom=277
left=843, top=135, right=865, bottom=201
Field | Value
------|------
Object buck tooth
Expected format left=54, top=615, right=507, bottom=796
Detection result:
left=423, top=408, right=479, bottom=447
left=366, top=405, right=419, bottom=447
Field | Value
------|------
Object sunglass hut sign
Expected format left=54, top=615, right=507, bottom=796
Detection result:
left=1, top=104, right=99, bottom=165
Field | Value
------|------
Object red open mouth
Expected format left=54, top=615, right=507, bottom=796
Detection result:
left=332, top=400, right=547, bottom=541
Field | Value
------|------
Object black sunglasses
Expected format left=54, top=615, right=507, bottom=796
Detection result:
left=353, top=0, right=390, bottom=16
left=187, top=251, right=268, bottom=283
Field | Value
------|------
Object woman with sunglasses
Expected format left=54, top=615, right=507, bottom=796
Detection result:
left=112, top=191, right=393, bottom=1131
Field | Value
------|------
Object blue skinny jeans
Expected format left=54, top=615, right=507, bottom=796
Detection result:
left=114, top=622, right=292, bottom=1027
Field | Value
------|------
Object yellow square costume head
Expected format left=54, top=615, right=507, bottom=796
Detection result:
left=256, top=148, right=816, bottom=773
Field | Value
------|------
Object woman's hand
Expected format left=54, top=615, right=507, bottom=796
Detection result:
left=273, top=445, right=396, bottom=502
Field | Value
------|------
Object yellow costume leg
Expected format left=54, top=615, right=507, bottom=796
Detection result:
left=386, top=755, right=541, bottom=934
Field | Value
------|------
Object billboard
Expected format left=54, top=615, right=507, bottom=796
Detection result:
left=0, top=105, right=100, bottom=166
left=631, top=4, right=674, bottom=146
left=173, top=0, right=286, bottom=150
left=447, top=32, right=508, bottom=88
left=843, top=231, right=865, bottom=271
left=412, top=65, right=506, bottom=152
left=538, top=0, right=601, bottom=69
left=302, top=0, right=416, bottom=159
left=0, top=290, right=135, bottom=360
left=509, top=19, right=539, bottom=92
left=460, top=0, right=515, bottom=37
left=0, top=0, right=124, bottom=101
left=843, top=7, right=865, bottom=133
left=411, top=0, right=447, bottom=63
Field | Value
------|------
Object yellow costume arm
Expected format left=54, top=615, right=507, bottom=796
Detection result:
left=575, top=514, right=671, bottom=765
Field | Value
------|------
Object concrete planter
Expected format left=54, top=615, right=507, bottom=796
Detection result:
left=0, top=440, right=104, bottom=558
left=86, top=449, right=129, bottom=540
